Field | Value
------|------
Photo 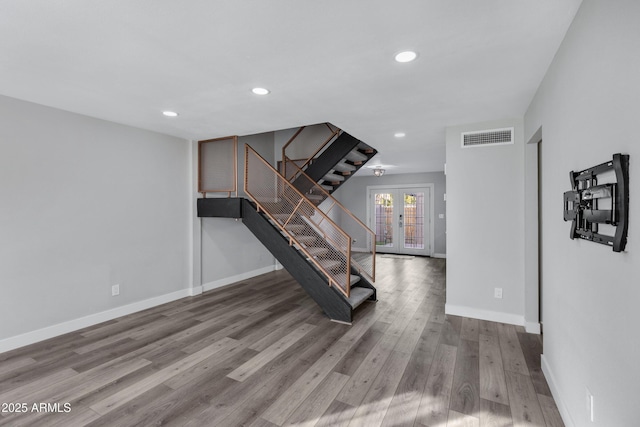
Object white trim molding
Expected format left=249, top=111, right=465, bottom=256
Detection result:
left=202, top=265, right=277, bottom=292
left=432, top=253, right=447, bottom=259
left=525, top=321, right=541, bottom=334
left=0, top=288, right=192, bottom=353
left=445, top=303, right=524, bottom=327
left=0, top=264, right=280, bottom=354
left=541, top=355, right=575, bottom=427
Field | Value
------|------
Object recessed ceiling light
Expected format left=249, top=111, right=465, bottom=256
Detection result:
left=252, top=87, right=270, bottom=95
left=394, top=132, right=406, bottom=138
left=394, top=51, right=417, bottom=63
left=162, top=111, right=178, bottom=117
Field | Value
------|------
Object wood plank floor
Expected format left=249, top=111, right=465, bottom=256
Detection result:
left=0, top=257, right=564, bottom=426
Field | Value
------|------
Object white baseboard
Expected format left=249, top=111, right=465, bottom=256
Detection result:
left=189, top=285, right=203, bottom=296
left=541, top=354, right=575, bottom=427
left=445, top=303, right=524, bottom=327
left=352, top=246, right=369, bottom=253
left=274, top=261, right=284, bottom=270
left=432, top=253, right=447, bottom=259
left=0, top=288, right=192, bottom=354
left=0, top=265, right=280, bottom=354
left=202, top=265, right=277, bottom=292
left=525, top=321, right=541, bottom=334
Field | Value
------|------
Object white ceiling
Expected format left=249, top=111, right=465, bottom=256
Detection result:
left=0, top=0, right=582, bottom=174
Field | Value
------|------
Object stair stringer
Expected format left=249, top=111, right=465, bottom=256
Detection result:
left=241, top=199, right=353, bottom=323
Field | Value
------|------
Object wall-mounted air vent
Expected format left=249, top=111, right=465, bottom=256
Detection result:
left=461, top=127, right=514, bottom=148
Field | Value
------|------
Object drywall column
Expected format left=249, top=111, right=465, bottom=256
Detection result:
left=190, top=140, right=203, bottom=295
left=445, top=119, right=525, bottom=325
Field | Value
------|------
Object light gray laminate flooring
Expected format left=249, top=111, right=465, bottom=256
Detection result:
left=0, top=257, right=563, bottom=426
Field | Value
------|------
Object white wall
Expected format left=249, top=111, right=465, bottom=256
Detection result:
left=333, top=172, right=447, bottom=256
left=445, top=119, right=526, bottom=326
left=198, top=132, right=277, bottom=290
left=0, top=95, right=190, bottom=349
left=524, top=1, right=639, bottom=425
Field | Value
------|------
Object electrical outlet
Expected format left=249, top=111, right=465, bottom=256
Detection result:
left=494, top=288, right=503, bottom=299
left=586, top=388, right=594, bottom=422
left=112, top=284, right=120, bottom=296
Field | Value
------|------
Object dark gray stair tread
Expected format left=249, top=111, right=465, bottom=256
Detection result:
left=306, top=194, right=324, bottom=201
left=333, top=161, right=356, bottom=173
left=323, top=172, right=345, bottom=182
left=345, top=286, right=374, bottom=309
left=345, top=150, right=368, bottom=163
left=357, top=142, right=375, bottom=153
left=296, top=235, right=316, bottom=245
left=317, top=259, right=341, bottom=271
left=334, top=274, right=360, bottom=290
left=285, top=224, right=306, bottom=233
left=305, top=246, right=330, bottom=257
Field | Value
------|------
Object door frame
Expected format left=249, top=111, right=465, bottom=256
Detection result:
left=366, top=183, right=435, bottom=257
left=524, top=127, right=542, bottom=334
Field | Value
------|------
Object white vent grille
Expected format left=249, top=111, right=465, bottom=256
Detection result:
left=461, top=127, right=514, bottom=148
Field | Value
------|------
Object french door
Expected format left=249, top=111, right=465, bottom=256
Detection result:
left=369, top=186, right=431, bottom=256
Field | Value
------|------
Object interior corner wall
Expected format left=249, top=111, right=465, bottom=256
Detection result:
left=524, top=1, right=639, bottom=426
left=332, top=172, right=447, bottom=255
left=0, top=95, right=190, bottom=348
left=199, top=132, right=276, bottom=289
left=445, top=119, right=525, bottom=325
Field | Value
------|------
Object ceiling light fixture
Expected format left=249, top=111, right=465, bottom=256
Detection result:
left=373, top=167, right=385, bottom=177
left=252, top=87, right=270, bottom=95
left=394, top=132, right=406, bottom=138
left=394, top=51, right=417, bottom=63
left=162, top=111, right=178, bottom=117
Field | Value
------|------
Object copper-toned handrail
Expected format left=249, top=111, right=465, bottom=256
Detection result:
left=245, top=144, right=353, bottom=297
left=287, top=127, right=341, bottom=181
left=281, top=126, right=306, bottom=175
left=281, top=123, right=341, bottom=183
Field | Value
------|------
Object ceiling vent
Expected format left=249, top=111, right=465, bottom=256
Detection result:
left=461, top=127, right=514, bottom=148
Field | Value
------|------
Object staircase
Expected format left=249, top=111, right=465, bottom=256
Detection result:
left=284, top=129, right=377, bottom=201
left=296, top=132, right=376, bottom=195
left=198, top=124, right=378, bottom=324
left=199, top=197, right=374, bottom=323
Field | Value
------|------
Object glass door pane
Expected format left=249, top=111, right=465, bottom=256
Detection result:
left=374, top=193, right=394, bottom=248
left=403, top=192, right=425, bottom=250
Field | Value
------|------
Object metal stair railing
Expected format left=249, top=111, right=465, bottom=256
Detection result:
left=245, top=145, right=353, bottom=297
left=281, top=123, right=341, bottom=182
left=286, top=162, right=376, bottom=283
